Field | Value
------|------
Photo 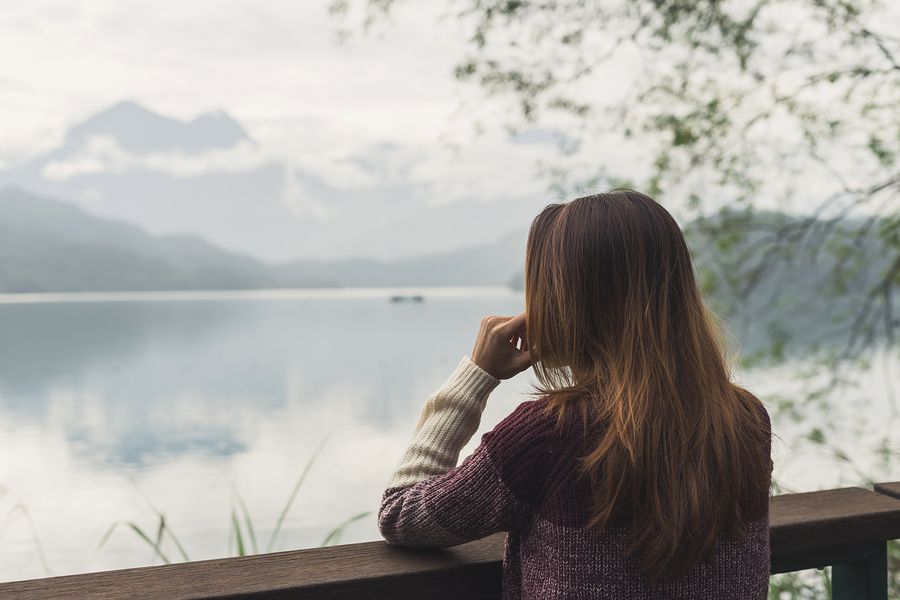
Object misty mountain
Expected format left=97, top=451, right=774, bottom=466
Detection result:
left=683, top=212, right=895, bottom=361
left=274, top=228, right=526, bottom=287
left=65, top=101, right=251, bottom=155
left=0, top=187, right=327, bottom=292
left=3, top=186, right=895, bottom=361
left=504, top=211, right=895, bottom=360
left=0, top=187, right=523, bottom=292
left=0, top=101, right=549, bottom=263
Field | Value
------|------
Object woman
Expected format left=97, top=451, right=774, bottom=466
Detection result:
left=379, top=190, right=773, bottom=599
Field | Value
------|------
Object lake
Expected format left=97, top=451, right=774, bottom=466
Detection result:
left=0, top=288, right=897, bottom=582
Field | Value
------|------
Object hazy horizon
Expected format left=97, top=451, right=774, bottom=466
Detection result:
left=4, top=2, right=889, bottom=265
left=0, top=2, right=573, bottom=263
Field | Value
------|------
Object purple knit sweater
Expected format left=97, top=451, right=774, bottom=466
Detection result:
left=379, top=357, right=773, bottom=599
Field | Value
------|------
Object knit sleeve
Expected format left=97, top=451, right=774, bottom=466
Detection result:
left=378, top=356, right=532, bottom=547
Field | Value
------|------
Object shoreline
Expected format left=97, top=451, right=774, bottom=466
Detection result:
left=0, top=286, right=521, bottom=305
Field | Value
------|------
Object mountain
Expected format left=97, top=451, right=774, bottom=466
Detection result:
left=0, top=187, right=332, bottom=292
left=274, top=228, right=526, bottom=287
left=0, top=101, right=549, bottom=263
left=503, top=211, right=895, bottom=360
left=682, top=211, right=895, bottom=361
left=2, top=186, right=895, bottom=362
left=63, top=101, right=251, bottom=155
left=0, top=187, right=523, bottom=292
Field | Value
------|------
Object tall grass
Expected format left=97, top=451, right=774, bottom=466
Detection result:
left=96, top=435, right=371, bottom=563
left=0, top=485, right=51, bottom=576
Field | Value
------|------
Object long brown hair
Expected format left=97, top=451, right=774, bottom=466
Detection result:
left=524, top=190, right=771, bottom=580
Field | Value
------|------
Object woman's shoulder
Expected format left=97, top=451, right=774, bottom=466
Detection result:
left=481, top=396, right=560, bottom=451
left=479, top=396, right=592, bottom=502
left=483, top=394, right=600, bottom=448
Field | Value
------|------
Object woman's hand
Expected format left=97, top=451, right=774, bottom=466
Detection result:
left=470, top=312, right=532, bottom=380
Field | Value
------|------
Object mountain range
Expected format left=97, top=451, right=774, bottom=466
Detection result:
left=2, top=183, right=896, bottom=364
left=0, top=101, right=548, bottom=263
left=0, top=187, right=526, bottom=292
left=1, top=101, right=894, bottom=361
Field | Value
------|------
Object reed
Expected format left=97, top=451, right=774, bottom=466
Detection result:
left=0, top=485, right=51, bottom=576
left=95, top=435, right=372, bottom=562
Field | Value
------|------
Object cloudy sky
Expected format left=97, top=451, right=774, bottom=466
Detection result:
left=1, top=1, right=464, bottom=158
left=5, top=1, right=888, bottom=263
left=1, top=1, right=599, bottom=262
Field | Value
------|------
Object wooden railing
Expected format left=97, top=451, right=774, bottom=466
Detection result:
left=2, top=482, right=900, bottom=599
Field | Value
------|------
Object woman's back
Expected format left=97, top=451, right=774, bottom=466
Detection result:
left=489, top=398, right=771, bottom=599
left=381, top=389, right=772, bottom=599
left=379, top=190, right=774, bottom=598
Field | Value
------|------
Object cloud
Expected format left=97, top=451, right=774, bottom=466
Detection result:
left=0, top=0, right=566, bottom=220
left=0, top=1, right=467, bottom=161
left=0, top=0, right=638, bottom=261
left=42, top=135, right=268, bottom=181
left=280, top=165, right=334, bottom=221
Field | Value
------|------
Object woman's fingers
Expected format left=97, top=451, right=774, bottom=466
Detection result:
left=471, top=312, right=531, bottom=379
left=515, top=349, right=532, bottom=370
left=497, top=312, right=527, bottom=337
left=497, top=313, right=527, bottom=352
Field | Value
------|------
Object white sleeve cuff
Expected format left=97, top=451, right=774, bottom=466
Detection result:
left=440, top=355, right=501, bottom=401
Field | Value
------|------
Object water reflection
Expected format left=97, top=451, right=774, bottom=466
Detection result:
left=0, top=289, right=534, bottom=580
left=0, top=288, right=896, bottom=582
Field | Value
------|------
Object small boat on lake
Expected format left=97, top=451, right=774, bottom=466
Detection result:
left=390, top=294, right=425, bottom=303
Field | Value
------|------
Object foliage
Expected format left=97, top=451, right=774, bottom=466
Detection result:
left=332, top=0, right=900, bottom=594
left=766, top=540, right=900, bottom=599
left=768, top=569, right=831, bottom=600
left=330, top=0, right=898, bottom=366
left=330, top=0, right=900, bottom=456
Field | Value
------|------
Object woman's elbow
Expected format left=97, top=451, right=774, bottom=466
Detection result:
left=378, top=506, right=454, bottom=548
left=377, top=489, right=462, bottom=548
left=377, top=514, right=405, bottom=546
left=377, top=499, right=412, bottom=546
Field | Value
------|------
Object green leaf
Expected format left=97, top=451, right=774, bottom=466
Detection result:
left=235, top=492, right=259, bottom=555
left=807, top=428, right=825, bottom=444
left=126, top=478, right=190, bottom=562
left=231, top=508, right=246, bottom=557
left=97, top=521, right=171, bottom=564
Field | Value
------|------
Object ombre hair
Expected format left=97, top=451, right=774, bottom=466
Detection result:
left=525, top=190, right=771, bottom=580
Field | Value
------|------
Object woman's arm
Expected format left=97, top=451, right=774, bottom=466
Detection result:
left=384, top=356, right=501, bottom=491
left=378, top=313, right=533, bottom=547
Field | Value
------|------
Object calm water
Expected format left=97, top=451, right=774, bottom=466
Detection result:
left=0, top=288, right=896, bottom=582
